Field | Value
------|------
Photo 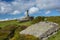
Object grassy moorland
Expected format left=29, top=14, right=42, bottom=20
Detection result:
left=0, top=20, right=32, bottom=28
left=47, top=16, right=60, bottom=40
left=0, top=16, right=60, bottom=40
left=0, top=20, right=37, bottom=40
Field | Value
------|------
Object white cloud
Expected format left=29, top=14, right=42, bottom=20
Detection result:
left=0, top=0, right=60, bottom=15
left=0, top=2, right=13, bottom=14
left=0, top=18, right=17, bottom=21
left=29, top=7, right=39, bottom=14
left=56, top=9, right=60, bottom=12
left=0, top=18, right=9, bottom=21
left=24, top=11, right=27, bottom=15
left=24, top=7, right=39, bottom=15
left=45, top=11, right=51, bottom=14
left=1, top=6, right=5, bottom=12
left=12, top=10, right=20, bottom=15
left=36, top=0, right=60, bottom=9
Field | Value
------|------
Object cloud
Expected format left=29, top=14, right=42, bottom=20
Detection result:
left=0, top=18, right=17, bottom=21
left=12, top=10, right=20, bottom=15
left=56, top=9, right=60, bottom=12
left=0, top=0, right=35, bottom=15
left=36, top=0, right=60, bottom=9
left=29, top=7, right=39, bottom=14
left=45, top=11, right=51, bottom=14
left=24, top=7, right=39, bottom=15
left=0, top=0, right=60, bottom=15
left=0, top=18, right=9, bottom=21
left=0, top=2, right=13, bottom=14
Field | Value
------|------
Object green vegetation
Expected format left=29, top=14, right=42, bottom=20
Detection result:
left=0, top=25, right=16, bottom=40
left=0, top=16, right=60, bottom=40
left=0, top=20, right=17, bottom=28
left=10, top=34, right=39, bottom=40
left=47, top=16, right=60, bottom=25
left=47, top=16, right=60, bottom=40
left=48, top=30, right=60, bottom=40
left=0, top=20, right=35, bottom=40
left=32, top=16, right=45, bottom=24
left=0, top=20, right=32, bottom=28
left=11, top=24, right=39, bottom=40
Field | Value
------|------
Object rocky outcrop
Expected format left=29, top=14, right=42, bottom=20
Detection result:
left=20, top=22, right=60, bottom=40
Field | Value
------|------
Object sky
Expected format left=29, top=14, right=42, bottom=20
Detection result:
left=0, top=0, right=60, bottom=21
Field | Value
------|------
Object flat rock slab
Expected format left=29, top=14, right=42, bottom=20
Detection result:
left=20, top=22, right=59, bottom=38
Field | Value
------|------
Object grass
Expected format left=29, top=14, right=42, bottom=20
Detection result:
left=0, top=20, right=32, bottom=28
left=0, top=20, right=18, bottom=28
left=48, top=30, right=60, bottom=40
left=0, top=20, right=34, bottom=40
left=47, top=16, right=60, bottom=40
left=0, top=16, right=60, bottom=40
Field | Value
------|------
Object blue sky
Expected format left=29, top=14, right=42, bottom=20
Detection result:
left=0, top=0, right=60, bottom=20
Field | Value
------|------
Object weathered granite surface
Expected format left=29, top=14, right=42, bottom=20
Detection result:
left=20, top=22, right=60, bottom=39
